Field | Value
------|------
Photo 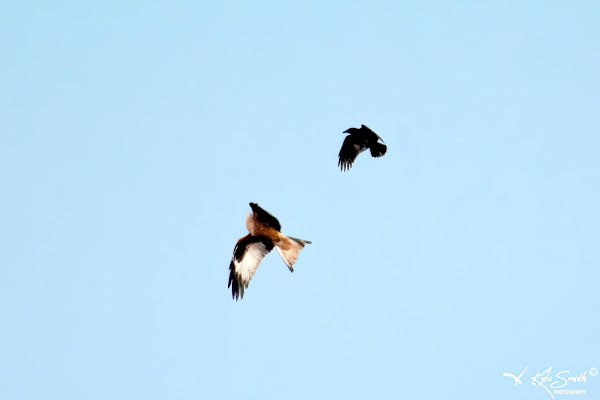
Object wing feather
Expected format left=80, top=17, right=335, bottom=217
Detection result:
left=360, top=124, right=384, bottom=143
left=228, top=235, right=274, bottom=300
left=338, top=135, right=366, bottom=171
left=249, top=203, right=281, bottom=232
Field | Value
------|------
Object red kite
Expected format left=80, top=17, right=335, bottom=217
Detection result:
left=228, top=203, right=311, bottom=300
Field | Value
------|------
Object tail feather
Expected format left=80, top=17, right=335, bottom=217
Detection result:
left=275, top=236, right=311, bottom=272
left=289, top=236, right=312, bottom=246
left=370, top=142, right=387, bottom=158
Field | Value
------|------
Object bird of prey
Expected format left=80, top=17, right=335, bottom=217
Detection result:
left=228, top=203, right=312, bottom=300
left=338, top=124, right=387, bottom=171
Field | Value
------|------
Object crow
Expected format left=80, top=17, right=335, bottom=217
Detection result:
left=338, top=125, right=387, bottom=171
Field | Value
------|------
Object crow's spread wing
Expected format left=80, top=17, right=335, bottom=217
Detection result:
left=360, top=125, right=384, bottom=143
left=338, top=134, right=367, bottom=171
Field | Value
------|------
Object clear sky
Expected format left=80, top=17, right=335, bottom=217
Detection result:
left=1, top=1, right=599, bottom=399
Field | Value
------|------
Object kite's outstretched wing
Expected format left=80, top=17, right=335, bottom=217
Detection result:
left=228, top=235, right=274, bottom=300
left=249, top=202, right=281, bottom=231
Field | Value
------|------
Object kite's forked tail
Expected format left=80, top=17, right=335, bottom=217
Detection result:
left=275, top=235, right=312, bottom=272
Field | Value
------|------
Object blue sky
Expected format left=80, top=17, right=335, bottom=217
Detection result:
left=1, top=1, right=599, bottom=399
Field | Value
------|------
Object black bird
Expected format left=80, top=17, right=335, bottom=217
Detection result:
left=338, top=125, right=387, bottom=171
